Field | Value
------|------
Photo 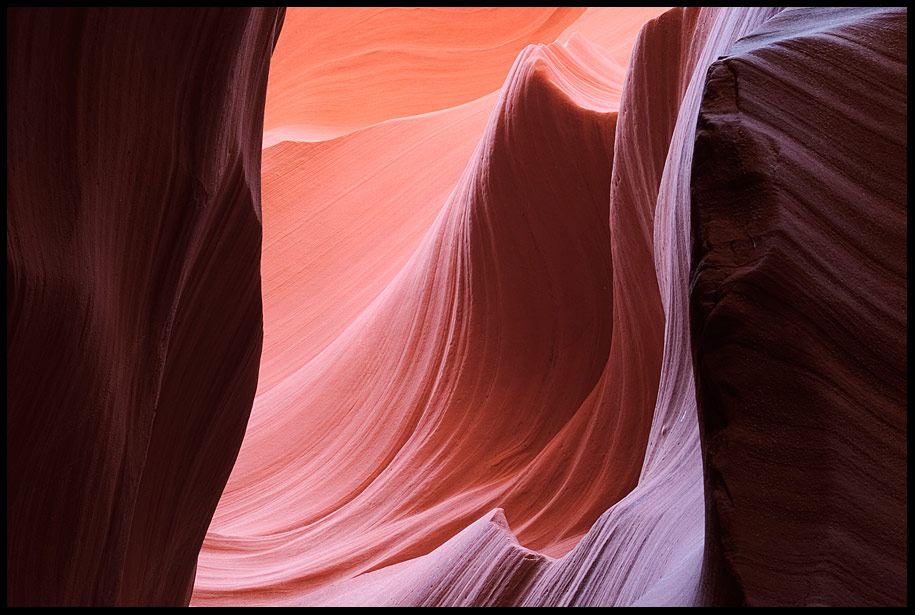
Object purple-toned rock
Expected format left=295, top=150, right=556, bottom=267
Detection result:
left=691, top=7, right=907, bottom=607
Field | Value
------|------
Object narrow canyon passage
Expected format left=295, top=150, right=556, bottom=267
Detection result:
left=194, top=8, right=670, bottom=604
left=6, top=7, right=906, bottom=608
left=197, top=7, right=909, bottom=606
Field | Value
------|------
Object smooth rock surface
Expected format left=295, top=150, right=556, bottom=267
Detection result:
left=7, top=6, right=905, bottom=609
left=262, top=7, right=667, bottom=143
left=195, top=34, right=624, bottom=605
left=6, top=7, right=284, bottom=606
left=194, top=6, right=784, bottom=607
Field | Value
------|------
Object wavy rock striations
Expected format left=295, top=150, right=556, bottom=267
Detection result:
left=6, top=7, right=284, bottom=606
left=194, top=35, right=626, bottom=606
left=7, top=5, right=906, bottom=609
left=262, top=7, right=666, bottom=143
left=263, top=7, right=584, bottom=139
left=194, top=6, right=795, bottom=608
left=256, top=96, right=497, bottom=395
left=277, top=7, right=787, bottom=608
left=690, top=7, right=907, bottom=606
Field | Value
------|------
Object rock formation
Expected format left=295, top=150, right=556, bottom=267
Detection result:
left=690, top=7, right=908, bottom=606
left=7, top=6, right=906, bottom=608
left=6, top=7, right=285, bottom=606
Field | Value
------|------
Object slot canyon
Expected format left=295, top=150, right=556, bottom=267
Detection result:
left=6, top=7, right=907, bottom=607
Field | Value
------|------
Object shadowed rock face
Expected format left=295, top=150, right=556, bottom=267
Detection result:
left=690, top=7, right=907, bottom=607
left=6, top=7, right=284, bottom=606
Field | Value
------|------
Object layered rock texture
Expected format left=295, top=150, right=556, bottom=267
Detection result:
left=6, top=6, right=906, bottom=608
left=7, top=7, right=285, bottom=607
left=690, top=7, right=908, bottom=606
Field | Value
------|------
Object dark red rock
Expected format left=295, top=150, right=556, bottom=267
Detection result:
left=6, top=7, right=284, bottom=606
left=691, top=7, right=907, bottom=607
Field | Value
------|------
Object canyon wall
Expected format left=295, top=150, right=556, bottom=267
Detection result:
left=7, top=6, right=906, bottom=608
left=691, top=7, right=908, bottom=606
left=7, top=7, right=284, bottom=606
